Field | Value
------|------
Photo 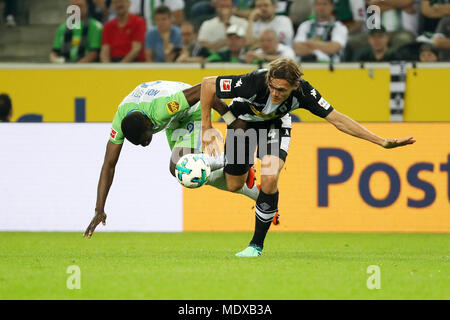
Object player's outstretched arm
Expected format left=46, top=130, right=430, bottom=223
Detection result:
left=84, top=141, right=123, bottom=238
left=200, top=77, right=222, bottom=155
left=182, top=83, right=201, bottom=106
left=200, top=76, right=218, bottom=131
left=325, top=109, right=416, bottom=148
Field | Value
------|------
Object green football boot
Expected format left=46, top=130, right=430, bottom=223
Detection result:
left=235, top=244, right=262, bottom=257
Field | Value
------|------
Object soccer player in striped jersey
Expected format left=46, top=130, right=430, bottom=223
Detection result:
left=200, top=58, right=416, bottom=257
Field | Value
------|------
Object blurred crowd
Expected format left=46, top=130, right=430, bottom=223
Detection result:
left=3, top=0, right=450, bottom=62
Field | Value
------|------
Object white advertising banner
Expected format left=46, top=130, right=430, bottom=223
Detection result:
left=0, top=123, right=183, bottom=232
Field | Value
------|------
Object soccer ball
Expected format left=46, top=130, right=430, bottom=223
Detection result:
left=175, top=153, right=211, bottom=188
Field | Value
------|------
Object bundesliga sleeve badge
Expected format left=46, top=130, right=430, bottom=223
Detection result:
left=110, top=128, right=117, bottom=140
left=220, top=79, right=232, bottom=92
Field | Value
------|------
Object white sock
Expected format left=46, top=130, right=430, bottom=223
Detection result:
left=206, top=168, right=228, bottom=191
left=206, top=168, right=260, bottom=201
left=203, top=153, right=225, bottom=171
left=235, top=184, right=260, bottom=201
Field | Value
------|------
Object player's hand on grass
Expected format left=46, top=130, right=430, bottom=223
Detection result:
left=201, top=126, right=223, bottom=156
left=382, top=136, right=416, bottom=149
left=83, top=210, right=107, bottom=238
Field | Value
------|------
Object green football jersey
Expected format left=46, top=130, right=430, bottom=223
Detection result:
left=52, top=18, right=102, bottom=62
left=109, top=81, right=200, bottom=145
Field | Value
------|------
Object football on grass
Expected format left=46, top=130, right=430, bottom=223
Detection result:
left=175, top=154, right=211, bottom=188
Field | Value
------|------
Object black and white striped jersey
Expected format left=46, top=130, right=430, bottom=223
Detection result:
left=215, top=69, right=334, bottom=122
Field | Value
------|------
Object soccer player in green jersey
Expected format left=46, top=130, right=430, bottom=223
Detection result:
left=84, top=80, right=258, bottom=237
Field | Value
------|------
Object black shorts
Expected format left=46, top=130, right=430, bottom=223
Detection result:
left=224, top=115, right=292, bottom=176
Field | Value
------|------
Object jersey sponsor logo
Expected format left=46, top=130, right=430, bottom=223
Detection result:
left=220, top=79, right=232, bottom=92
left=167, top=100, right=180, bottom=114
left=235, top=78, right=243, bottom=88
left=249, top=104, right=277, bottom=119
left=318, top=97, right=331, bottom=110
left=145, top=89, right=160, bottom=97
left=110, top=128, right=117, bottom=140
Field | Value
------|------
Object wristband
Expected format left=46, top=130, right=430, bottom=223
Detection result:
left=222, top=111, right=237, bottom=125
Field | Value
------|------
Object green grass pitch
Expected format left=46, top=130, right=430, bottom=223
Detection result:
left=0, top=232, right=448, bottom=300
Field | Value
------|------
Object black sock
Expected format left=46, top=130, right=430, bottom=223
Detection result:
left=250, top=190, right=279, bottom=249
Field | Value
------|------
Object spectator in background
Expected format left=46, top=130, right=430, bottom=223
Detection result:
left=231, top=0, right=253, bottom=19
left=50, top=0, right=103, bottom=63
left=87, top=0, right=111, bottom=23
left=234, top=0, right=295, bottom=19
left=421, top=0, right=450, bottom=34
left=0, top=94, right=12, bottom=122
left=289, top=0, right=314, bottom=30
left=129, top=0, right=184, bottom=28
left=101, top=0, right=146, bottom=62
left=191, top=0, right=252, bottom=21
left=189, top=0, right=217, bottom=28
left=198, top=0, right=247, bottom=52
left=333, top=0, right=366, bottom=35
left=367, top=0, right=419, bottom=36
left=294, top=0, right=348, bottom=62
left=3, top=0, right=17, bottom=27
left=419, top=43, right=439, bottom=61
left=275, top=0, right=294, bottom=16
left=355, top=26, right=396, bottom=61
left=433, top=16, right=450, bottom=61
left=145, top=5, right=182, bottom=62
left=175, top=21, right=211, bottom=62
left=247, top=0, right=294, bottom=48
left=244, top=28, right=296, bottom=64
left=206, top=24, right=247, bottom=62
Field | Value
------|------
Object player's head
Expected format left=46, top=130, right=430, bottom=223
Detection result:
left=0, top=93, right=12, bottom=122
left=266, top=58, right=303, bottom=104
left=121, top=111, right=153, bottom=147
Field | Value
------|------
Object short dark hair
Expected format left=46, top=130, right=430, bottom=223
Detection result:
left=154, top=5, right=172, bottom=17
left=121, top=112, right=149, bottom=145
left=0, top=94, right=12, bottom=122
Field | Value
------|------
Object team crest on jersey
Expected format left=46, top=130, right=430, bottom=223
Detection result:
left=110, top=128, right=117, bottom=140
left=220, top=79, right=232, bottom=92
left=167, top=100, right=180, bottom=114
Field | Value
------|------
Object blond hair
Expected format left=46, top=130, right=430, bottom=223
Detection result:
left=266, top=58, right=303, bottom=86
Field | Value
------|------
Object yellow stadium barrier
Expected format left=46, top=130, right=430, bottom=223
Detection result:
left=0, top=63, right=449, bottom=122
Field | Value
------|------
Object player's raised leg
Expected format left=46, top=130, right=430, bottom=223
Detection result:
left=167, top=119, right=259, bottom=200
